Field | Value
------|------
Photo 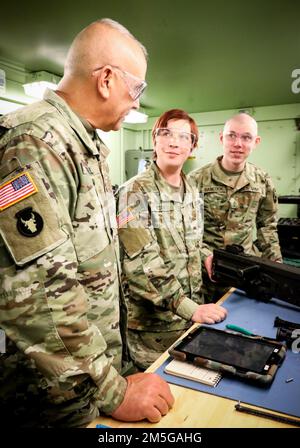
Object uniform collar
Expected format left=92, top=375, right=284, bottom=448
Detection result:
left=211, top=155, right=255, bottom=190
left=44, top=89, right=106, bottom=157
left=150, top=162, right=192, bottom=203
left=76, top=112, right=110, bottom=160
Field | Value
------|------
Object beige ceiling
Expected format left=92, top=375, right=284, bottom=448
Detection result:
left=0, top=0, right=299, bottom=116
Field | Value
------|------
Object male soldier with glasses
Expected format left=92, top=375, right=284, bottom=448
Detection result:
left=0, top=18, right=173, bottom=427
left=189, top=113, right=282, bottom=303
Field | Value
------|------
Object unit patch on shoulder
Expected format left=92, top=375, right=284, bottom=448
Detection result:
left=0, top=172, right=38, bottom=211
left=15, top=207, right=44, bottom=237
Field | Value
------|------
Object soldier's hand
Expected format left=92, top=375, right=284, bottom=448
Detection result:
left=204, top=254, right=215, bottom=281
left=191, top=303, right=227, bottom=324
left=110, top=372, right=174, bottom=423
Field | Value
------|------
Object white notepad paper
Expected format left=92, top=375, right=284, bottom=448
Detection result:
left=164, top=359, right=222, bottom=387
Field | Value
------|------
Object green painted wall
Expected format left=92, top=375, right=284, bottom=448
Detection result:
left=121, top=106, right=300, bottom=218
left=1, top=58, right=299, bottom=218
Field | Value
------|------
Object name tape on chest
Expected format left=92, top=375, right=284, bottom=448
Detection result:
left=0, top=172, right=38, bottom=211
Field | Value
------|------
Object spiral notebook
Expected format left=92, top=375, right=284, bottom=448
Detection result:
left=164, top=359, right=222, bottom=387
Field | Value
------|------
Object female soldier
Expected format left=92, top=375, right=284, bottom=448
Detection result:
left=117, top=109, right=227, bottom=370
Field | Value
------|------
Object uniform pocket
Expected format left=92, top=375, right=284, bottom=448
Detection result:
left=72, top=179, right=110, bottom=262
left=119, top=226, right=151, bottom=258
left=0, top=282, right=71, bottom=357
left=203, top=187, right=229, bottom=223
left=235, top=189, right=263, bottom=223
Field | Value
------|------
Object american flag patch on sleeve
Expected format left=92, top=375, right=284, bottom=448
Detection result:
left=116, top=207, right=135, bottom=228
left=0, top=172, right=38, bottom=211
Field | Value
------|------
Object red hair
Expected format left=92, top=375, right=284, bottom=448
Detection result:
left=152, top=109, right=199, bottom=149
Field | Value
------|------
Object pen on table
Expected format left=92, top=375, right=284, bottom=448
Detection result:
left=235, top=401, right=300, bottom=427
left=226, top=324, right=254, bottom=336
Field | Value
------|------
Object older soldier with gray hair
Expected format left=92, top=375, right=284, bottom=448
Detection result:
left=189, top=113, right=282, bottom=303
left=0, top=18, right=173, bottom=428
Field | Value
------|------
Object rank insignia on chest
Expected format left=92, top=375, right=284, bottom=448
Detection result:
left=15, top=207, right=44, bottom=237
left=0, top=172, right=38, bottom=211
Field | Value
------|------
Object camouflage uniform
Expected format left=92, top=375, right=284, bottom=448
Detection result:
left=189, top=156, right=282, bottom=301
left=0, top=89, right=127, bottom=427
left=117, top=162, right=204, bottom=370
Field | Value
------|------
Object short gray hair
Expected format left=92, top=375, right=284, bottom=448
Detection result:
left=95, top=18, right=148, bottom=59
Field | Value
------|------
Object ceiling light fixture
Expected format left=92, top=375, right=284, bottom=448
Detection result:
left=123, top=109, right=148, bottom=124
left=23, top=70, right=60, bottom=99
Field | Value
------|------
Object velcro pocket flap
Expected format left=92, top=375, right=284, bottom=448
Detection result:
left=119, top=227, right=151, bottom=258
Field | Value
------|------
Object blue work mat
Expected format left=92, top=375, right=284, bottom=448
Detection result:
left=156, top=290, right=300, bottom=418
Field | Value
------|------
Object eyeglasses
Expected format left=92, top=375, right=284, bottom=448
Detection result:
left=155, top=128, right=196, bottom=146
left=93, top=65, right=147, bottom=101
left=224, top=132, right=255, bottom=144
